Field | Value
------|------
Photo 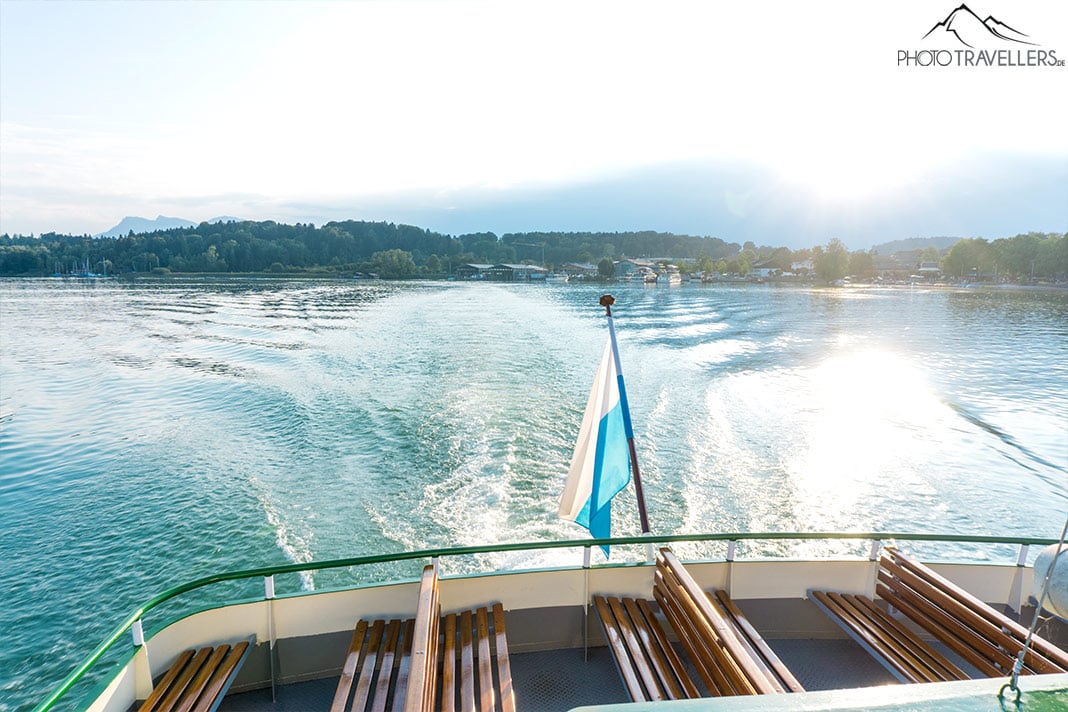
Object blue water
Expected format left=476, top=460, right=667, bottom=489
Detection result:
left=1, top=279, right=1066, bottom=711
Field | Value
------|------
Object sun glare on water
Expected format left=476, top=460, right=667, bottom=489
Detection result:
left=787, top=348, right=947, bottom=529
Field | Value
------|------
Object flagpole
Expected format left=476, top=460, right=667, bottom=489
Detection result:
left=599, top=294, right=651, bottom=535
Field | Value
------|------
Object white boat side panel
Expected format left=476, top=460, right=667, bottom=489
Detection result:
left=586, top=565, right=657, bottom=599
left=84, top=663, right=136, bottom=712
left=440, top=566, right=660, bottom=611
left=729, top=561, right=872, bottom=599
left=273, top=581, right=419, bottom=638
left=929, top=563, right=1026, bottom=607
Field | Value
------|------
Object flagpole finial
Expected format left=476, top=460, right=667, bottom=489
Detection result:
left=600, top=294, right=615, bottom=316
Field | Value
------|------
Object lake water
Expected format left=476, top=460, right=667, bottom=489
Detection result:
left=1, top=278, right=1066, bottom=711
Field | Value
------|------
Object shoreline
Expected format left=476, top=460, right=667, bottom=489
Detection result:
left=3, top=273, right=1067, bottom=294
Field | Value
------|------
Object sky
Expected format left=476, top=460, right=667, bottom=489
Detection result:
left=1, top=0, right=1066, bottom=249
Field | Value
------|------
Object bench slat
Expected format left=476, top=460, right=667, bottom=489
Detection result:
left=594, top=595, right=648, bottom=701
left=190, top=642, right=252, bottom=712
left=635, top=598, right=700, bottom=699
left=712, top=591, right=803, bottom=692
left=476, top=607, right=495, bottom=711
left=370, top=620, right=405, bottom=712
left=491, top=604, right=516, bottom=712
left=391, top=623, right=415, bottom=712
left=441, top=614, right=458, bottom=712
left=460, top=609, right=476, bottom=712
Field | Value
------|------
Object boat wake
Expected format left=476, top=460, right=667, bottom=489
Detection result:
left=946, top=400, right=1067, bottom=493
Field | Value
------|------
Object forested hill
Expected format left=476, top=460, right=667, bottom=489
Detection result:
left=0, top=219, right=738, bottom=276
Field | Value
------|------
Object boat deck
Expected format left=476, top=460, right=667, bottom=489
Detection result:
left=218, top=637, right=904, bottom=711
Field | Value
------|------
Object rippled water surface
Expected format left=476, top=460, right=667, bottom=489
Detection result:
left=1, top=278, right=1066, bottom=710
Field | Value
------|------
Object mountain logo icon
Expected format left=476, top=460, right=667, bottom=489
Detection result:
left=922, top=4, right=1036, bottom=48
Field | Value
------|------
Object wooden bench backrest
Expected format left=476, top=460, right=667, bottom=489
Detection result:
left=880, top=548, right=1068, bottom=675
left=403, top=563, right=441, bottom=712
left=653, top=548, right=778, bottom=695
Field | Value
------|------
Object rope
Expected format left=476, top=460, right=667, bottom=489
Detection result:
left=998, top=512, right=1068, bottom=706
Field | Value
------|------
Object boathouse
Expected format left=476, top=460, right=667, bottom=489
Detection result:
left=484, top=264, right=549, bottom=281
left=455, top=263, right=494, bottom=280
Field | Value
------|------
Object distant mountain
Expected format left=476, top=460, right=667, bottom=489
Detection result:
left=923, top=4, right=1036, bottom=47
left=871, top=236, right=962, bottom=255
left=96, top=215, right=245, bottom=237
left=97, top=215, right=195, bottom=237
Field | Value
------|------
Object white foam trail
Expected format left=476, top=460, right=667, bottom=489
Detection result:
left=252, top=478, right=316, bottom=590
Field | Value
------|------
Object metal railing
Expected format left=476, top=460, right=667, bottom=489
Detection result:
left=35, top=531, right=1057, bottom=711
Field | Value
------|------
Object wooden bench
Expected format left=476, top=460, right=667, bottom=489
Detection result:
left=332, top=563, right=515, bottom=712
left=811, top=547, right=1068, bottom=683
left=595, top=548, right=802, bottom=701
left=332, top=563, right=440, bottom=712
left=808, top=590, right=968, bottom=683
left=137, top=641, right=251, bottom=712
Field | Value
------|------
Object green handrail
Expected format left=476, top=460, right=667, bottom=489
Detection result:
left=35, top=531, right=1056, bottom=711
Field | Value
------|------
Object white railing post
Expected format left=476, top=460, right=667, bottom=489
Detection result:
left=131, top=619, right=152, bottom=700
left=726, top=540, right=737, bottom=596
left=583, top=546, right=592, bottom=662
left=869, top=540, right=883, bottom=561
left=867, top=540, right=883, bottom=599
left=1008, top=544, right=1030, bottom=614
left=131, top=619, right=145, bottom=647
left=265, top=575, right=277, bottom=702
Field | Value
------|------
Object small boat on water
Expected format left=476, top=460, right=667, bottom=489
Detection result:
left=35, top=296, right=1068, bottom=712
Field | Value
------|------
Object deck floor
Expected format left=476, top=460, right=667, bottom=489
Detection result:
left=218, top=637, right=907, bottom=711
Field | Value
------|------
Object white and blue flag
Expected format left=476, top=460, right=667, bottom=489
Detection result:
left=558, top=338, right=632, bottom=556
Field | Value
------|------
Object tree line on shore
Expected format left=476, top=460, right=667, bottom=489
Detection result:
left=0, top=219, right=1064, bottom=283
